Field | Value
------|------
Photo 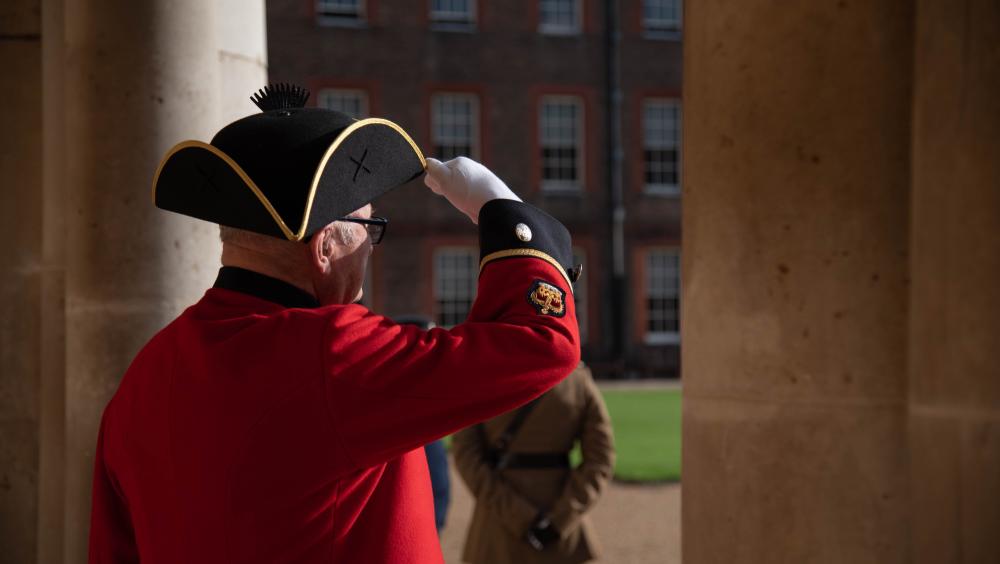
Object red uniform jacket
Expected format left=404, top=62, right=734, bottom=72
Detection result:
left=89, top=200, right=580, bottom=563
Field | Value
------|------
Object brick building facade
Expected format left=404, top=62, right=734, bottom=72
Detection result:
left=266, top=0, right=682, bottom=378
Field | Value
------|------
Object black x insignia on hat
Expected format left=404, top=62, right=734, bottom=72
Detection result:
left=194, top=162, right=225, bottom=193
left=350, top=149, right=372, bottom=182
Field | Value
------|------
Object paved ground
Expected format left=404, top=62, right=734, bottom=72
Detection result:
left=439, top=459, right=681, bottom=564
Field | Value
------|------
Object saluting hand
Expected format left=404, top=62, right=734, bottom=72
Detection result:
left=423, top=157, right=522, bottom=224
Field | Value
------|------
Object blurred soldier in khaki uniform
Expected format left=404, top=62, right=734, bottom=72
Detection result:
left=452, top=363, right=615, bottom=563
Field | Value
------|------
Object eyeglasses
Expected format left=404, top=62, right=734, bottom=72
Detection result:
left=336, top=216, right=388, bottom=245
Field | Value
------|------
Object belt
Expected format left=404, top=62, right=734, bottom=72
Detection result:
left=489, top=451, right=570, bottom=470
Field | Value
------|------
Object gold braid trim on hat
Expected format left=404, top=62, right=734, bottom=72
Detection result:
left=151, top=140, right=298, bottom=239
left=299, top=118, right=426, bottom=240
left=151, top=118, right=426, bottom=241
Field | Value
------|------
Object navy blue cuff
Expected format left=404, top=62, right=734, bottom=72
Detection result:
left=477, top=199, right=580, bottom=288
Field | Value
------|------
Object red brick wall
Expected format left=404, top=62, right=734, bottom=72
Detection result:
left=267, top=0, right=683, bottom=377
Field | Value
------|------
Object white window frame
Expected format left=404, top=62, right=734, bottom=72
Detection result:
left=316, top=0, right=365, bottom=26
left=642, top=98, right=681, bottom=196
left=431, top=93, right=480, bottom=160
left=316, top=88, right=369, bottom=119
left=430, top=0, right=477, bottom=29
left=538, top=0, right=581, bottom=35
left=433, top=247, right=478, bottom=327
left=644, top=249, right=680, bottom=345
left=642, top=0, right=682, bottom=38
left=539, top=95, right=584, bottom=194
left=572, top=247, right=588, bottom=343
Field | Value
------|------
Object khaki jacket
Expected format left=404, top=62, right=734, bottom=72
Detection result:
left=452, top=363, right=615, bottom=564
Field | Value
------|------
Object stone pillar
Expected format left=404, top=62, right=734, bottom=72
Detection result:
left=56, top=1, right=268, bottom=559
left=38, top=0, right=67, bottom=561
left=61, top=1, right=224, bottom=560
left=217, top=0, right=269, bottom=124
left=682, top=2, right=913, bottom=563
left=0, top=1, right=267, bottom=562
left=909, top=1, right=1000, bottom=562
left=0, top=2, right=43, bottom=563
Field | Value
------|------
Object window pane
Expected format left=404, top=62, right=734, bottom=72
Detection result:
left=645, top=250, right=680, bottom=339
left=317, top=0, right=362, bottom=19
left=539, top=96, right=583, bottom=192
left=316, top=89, right=369, bottom=119
left=644, top=149, right=679, bottom=185
left=432, top=93, right=479, bottom=160
left=643, top=0, right=682, bottom=31
left=539, top=0, right=579, bottom=33
left=434, top=247, right=478, bottom=327
left=643, top=99, right=681, bottom=194
left=431, top=0, right=475, bottom=24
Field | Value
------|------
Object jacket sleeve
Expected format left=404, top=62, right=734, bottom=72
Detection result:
left=548, top=368, right=616, bottom=536
left=88, top=413, right=140, bottom=564
left=451, top=425, right=540, bottom=536
left=325, top=200, right=582, bottom=470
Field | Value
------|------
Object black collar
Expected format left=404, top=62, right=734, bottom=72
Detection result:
left=213, top=267, right=321, bottom=309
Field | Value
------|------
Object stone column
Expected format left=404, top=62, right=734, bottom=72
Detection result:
left=61, top=1, right=224, bottom=560
left=218, top=0, right=269, bottom=124
left=908, top=1, right=1000, bottom=562
left=682, top=2, right=913, bottom=563
left=38, top=0, right=68, bottom=561
left=0, top=2, right=43, bottom=563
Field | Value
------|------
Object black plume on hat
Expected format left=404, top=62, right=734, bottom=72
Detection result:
left=250, top=83, right=310, bottom=111
left=152, top=84, right=426, bottom=241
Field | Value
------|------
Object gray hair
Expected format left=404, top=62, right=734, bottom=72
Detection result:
left=334, top=221, right=360, bottom=246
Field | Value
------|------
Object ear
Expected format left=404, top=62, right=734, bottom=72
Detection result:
left=307, top=225, right=335, bottom=272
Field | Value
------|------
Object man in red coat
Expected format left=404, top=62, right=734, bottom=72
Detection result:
left=88, top=85, right=581, bottom=563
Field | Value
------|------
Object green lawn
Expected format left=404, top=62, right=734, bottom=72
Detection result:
left=448, top=387, right=682, bottom=483
left=588, top=388, right=682, bottom=483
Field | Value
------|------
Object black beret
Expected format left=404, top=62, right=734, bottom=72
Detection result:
left=152, top=84, right=426, bottom=241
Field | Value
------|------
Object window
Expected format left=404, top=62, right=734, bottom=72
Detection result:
left=432, top=93, right=480, bottom=160
left=539, top=0, right=580, bottom=34
left=645, top=250, right=680, bottom=345
left=539, top=96, right=583, bottom=193
left=572, top=248, right=588, bottom=343
left=431, top=0, right=476, bottom=29
left=643, top=99, right=681, bottom=195
left=434, top=247, right=477, bottom=327
left=316, top=0, right=364, bottom=25
left=316, top=88, right=369, bottom=119
left=643, top=0, right=682, bottom=36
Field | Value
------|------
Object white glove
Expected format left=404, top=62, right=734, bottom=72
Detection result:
left=423, top=157, right=522, bottom=224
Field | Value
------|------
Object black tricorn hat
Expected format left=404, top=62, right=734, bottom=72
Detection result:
left=152, top=84, right=426, bottom=241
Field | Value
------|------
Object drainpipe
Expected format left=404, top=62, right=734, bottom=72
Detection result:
left=605, top=0, right=626, bottom=375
